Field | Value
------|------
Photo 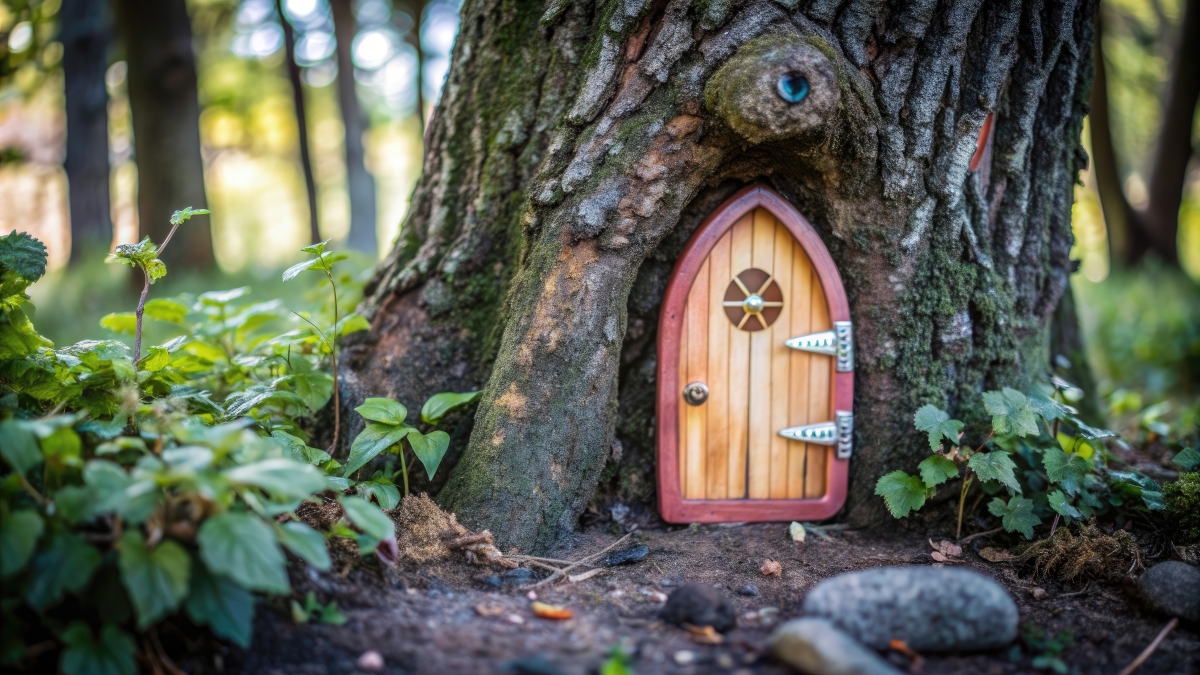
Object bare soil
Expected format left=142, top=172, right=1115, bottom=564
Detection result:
left=213, top=517, right=1196, bottom=675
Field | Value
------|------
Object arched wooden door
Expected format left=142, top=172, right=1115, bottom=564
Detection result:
left=657, top=185, right=853, bottom=523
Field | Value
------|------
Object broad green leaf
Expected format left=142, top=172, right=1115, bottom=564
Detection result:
left=54, top=485, right=98, bottom=525
left=84, top=460, right=161, bottom=524
left=1067, top=415, right=1116, bottom=440
left=143, top=298, right=188, bottom=324
left=0, top=418, right=42, bottom=475
left=343, top=422, right=413, bottom=477
left=1042, top=448, right=1091, bottom=496
left=0, top=302, right=53, bottom=358
left=185, top=563, right=255, bottom=648
left=355, top=397, right=408, bottom=425
left=874, top=471, right=928, bottom=518
left=282, top=258, right=322, bottom=282
left=25, top=531, right=102, bottom=610
left=1108, top=471, right=1166, bottom=511
left=0, top=509, right=43, bottom=577
left=917, top=454, right=959, bottom=488
left=968, top=451, right=1020, bottom=494
left=300, top=239, right=330, bottom=256
left=99, top=313, right=137, bottom=335
left=0, top=230, right=48, bottom=281
left=912, top=404, right=964, bottom=452
left=338, top=496, right=394, bottom=541
left=408, top=430, right=450, bottom=480
left=278, top=521, right=331, bottom=571
left=337, top=314, right=371, bottom=336
left=326, top=476, right=353, bottom=491
left=358, top=478, right=401, bottom=510
left=224, top=458, right=326, bottom=501
left=1047, top=490, right=1082, bottom=520
left=109, top=237, right=158, bottom=267
left=421, top=391, right=483, bottom=425
left=981, top=388, right=1039, bottom=437
left=1172, top=447, right=1200, bottom=471
left=137, top=346, right=171, bottom=372
left=197, top=512, right=289, bottom=594
left=287, top=358, right=333, bottom=413
left=1028, top=393, right=1074, bottom=422
left=987, top=496, right=1041, bottom=539
left=198, top=287, right=250, bottom=307
left=162, top=445, right=215, bottom=470
left=117, top=530, right=190, bottom=628
left=169, top=207, right=210, bottom=225
left=60, top=623, right=136, bottom=675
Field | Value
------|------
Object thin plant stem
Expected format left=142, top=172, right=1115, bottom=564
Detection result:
left=956, top=472, right=974, bottom=540
left=323, top=266, right=340, bottom=454
left=973, top=430, right=995, bottom=455
left=399, top=449, right=410, bottom=496
left=1048, top=513, right=1061, bottom=538
left=133, top=270, right=150, bottom=364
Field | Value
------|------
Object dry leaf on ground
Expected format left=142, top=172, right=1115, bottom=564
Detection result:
left=683, top=624, right=723, bottom=645
left=531, top=601, right=573, bottom=620
left=475, top=603, right=504, bottom=617
left=760, top=559, right=782, bottom=576
left=979, top=546, right=1018, bottom=562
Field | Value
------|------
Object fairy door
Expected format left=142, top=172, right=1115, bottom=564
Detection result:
left=657, top=185, right=853, bottom=523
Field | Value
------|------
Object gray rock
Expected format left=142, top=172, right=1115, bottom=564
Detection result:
left=769, top=618, right=905, bottom=675
left=801, top=566, right=1018, bottom=652
left=1137, top=561, right=1200, bottom=621
left=603, top=544, right=650, bottom=566
left=660, top=584, right=737, bottom=633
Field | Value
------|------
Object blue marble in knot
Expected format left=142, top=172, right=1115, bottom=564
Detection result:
left=777, top=72, right=809, bottom=103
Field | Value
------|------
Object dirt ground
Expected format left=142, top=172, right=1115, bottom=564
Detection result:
left=208, top=516, right=1197, bottom=675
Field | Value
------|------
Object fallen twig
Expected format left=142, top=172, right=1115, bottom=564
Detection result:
left=960, top=527, right=1003, bottom=544
left=531, top=531, right=635, bottom=588
left=1054, top=581, right=1094, bottom=599
left=1117, top=617, right=1178, bottom=675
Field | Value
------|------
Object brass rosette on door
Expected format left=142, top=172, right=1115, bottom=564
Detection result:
left=722, top=268, right=783, bottom=331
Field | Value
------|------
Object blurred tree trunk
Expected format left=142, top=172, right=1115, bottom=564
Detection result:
left=345, top=0, right=1100, bottom=553
left=112, top=0, right=212, bottom=268
left=330, top=0, right=378, bottom=254
left=277, top=0, right=322, bottom=245
left=396, top=0, right=425, bottom=135
left=61, top=0, right=112, bottom=261
left=1090, top=0, right=1199, bottom=266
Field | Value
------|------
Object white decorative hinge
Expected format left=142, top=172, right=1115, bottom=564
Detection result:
left=778, top=410, right=854, bottom=459
left=784, top=321, right=854, bottom=372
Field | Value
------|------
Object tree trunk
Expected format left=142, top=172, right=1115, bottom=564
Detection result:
left=345, top=0, right=1100, bottom=553
left=112, top=0, right=212, bottom=267
left=61, top=0, right=112, bottom=261
left=277, top=0, right=322, bottom=245
left=330, top=0, right=378, bottom=254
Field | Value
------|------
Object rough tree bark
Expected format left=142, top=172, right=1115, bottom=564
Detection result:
left=61, top=0, right=112, bottom=261
left=112, top=0, right=212, bottom=267
left=344, top=0, right=1099, bottom=553
left=330, top=0, right=379, bottom=254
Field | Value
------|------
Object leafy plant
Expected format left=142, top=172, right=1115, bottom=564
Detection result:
left=1010, top=623, right=1074, bottom=674
left=106, top=207, right=209, bottom=363
left=290, top=591, right=347, bottom=626
left=874, top=382, right=1162, bottom=540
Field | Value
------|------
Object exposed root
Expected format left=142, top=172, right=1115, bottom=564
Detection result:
left=1016, top=520, right=1143, bottom=582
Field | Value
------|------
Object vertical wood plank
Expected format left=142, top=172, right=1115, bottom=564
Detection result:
left=727, top=214, right=753, bottom=498
left=684, top=258, right=710, bottom=499
left=705, top=230, right=732, bottom=499
left=804, top=271, right=832, bottom=498
left=768, top=221, right=793, bottom=499
left=747, top=208, right=775, bottom=498
left=787, top=242, right=815, bottom=498
left=678, top=305, right=688, bottom=494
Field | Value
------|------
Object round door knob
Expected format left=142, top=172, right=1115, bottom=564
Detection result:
left=683, top=382, right=709, bottom=406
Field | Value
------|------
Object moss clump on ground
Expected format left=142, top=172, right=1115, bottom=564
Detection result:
left=1163, top=473, right=1200, bottom=545
left=1016, top=521, right=1142, bottom=581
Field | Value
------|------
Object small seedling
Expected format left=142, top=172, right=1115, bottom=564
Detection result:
left=107, top=207, right=209, bottom=364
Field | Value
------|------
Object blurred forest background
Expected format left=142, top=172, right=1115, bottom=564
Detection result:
left=0, top=0, right=1196, bottom=435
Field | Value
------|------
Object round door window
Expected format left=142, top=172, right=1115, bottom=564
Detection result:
left=722, top=268, right=783, bottom=331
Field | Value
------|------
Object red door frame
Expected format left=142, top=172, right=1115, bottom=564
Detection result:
left=656, top=184, right=853, bottom=523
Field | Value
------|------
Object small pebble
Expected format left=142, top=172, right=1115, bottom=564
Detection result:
left=1030, top=587, right=1047, bottom=600
left=502, top=567, right=535, bottom=585
left=479, top=575, right=502, bottom=589
left=760, top=559, right=782, bottom=576
left=355, top=650, right=384, bottom=672
left=603, top=544, right=650, bottom=567
left=506, top=613, right=525, bottom=625
left=660, top=584, right=736, bottom=633
left=737, top=584, right=759, bottom=596
left=673, top=650, right=697, bottom=665
left=715, top=653, right=734, bottom=669
left=526, top=590, right=538, bottom=601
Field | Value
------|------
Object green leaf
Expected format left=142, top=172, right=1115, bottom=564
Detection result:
left=60, top=623, right=136, bottom=675
left=1170, top=447, right=1200, bottom=471
left=25, top=531, right=102, bottom=610
left=343, top=422, right=414, bottom=477
left=0, top=509, right=43, bottom=577
left=0, top=418, right=42, bottom=475
left=917, top=454, right=959, bottom=488
left=358, top=478, right=401, bottom=510
left=338, top=496, right=394, bottom=541
left=1047, top=490, right=1082, bottom=520
left=968, top=451, right=1021, bottom=494
left=408, top=430, right=450, bottom=480
left=1108, top=471, right=1166, bottom=511
left=99, top=313, right=137, bottom=335
left=117, top=530, right=190, bottom=628
left=224, top=458, right=326, bottom=501
left=981, top=388, right=1039, bottom=437
left=137, top=346, right=171, bottom=372
left=54, top=485, right=98, bottom=525
left=912, top=404, right=964, bottom=452
left=987, top=496, right=1041, bottom=539
left=0, top=230, right=48, bottom=282
left=169, top=207, right=210, bottom=225
left=197, top=512, right=289, bottom=594
left=198, top=287, right=250, bottom=307
left=1042, top=448, right=1091, bottom=496
left=282, top=258, right=322, bottom=282
left=337, top=314, right=371, bottom=336
left=109, top=237, right=158, bottom=267
left=143, top=298, right=188, bottom=324
left=84, top=460, right=161, bottom=524
left=300, top=239, right=329, bottom=256
left=185, top=563, right=255, bottom=648
left=319, top=601, right=347, bottom=625
left=874, top=471, right=929, bottom=518
left=355, top=397, right=408, bottom=425
left=1028, top=393, right=1074, bottom=422
left=278, top=521, right=331, bottom=571
left=287, top=358, right=333, bottom=413
left=421, top=391, right=483, bottom=425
